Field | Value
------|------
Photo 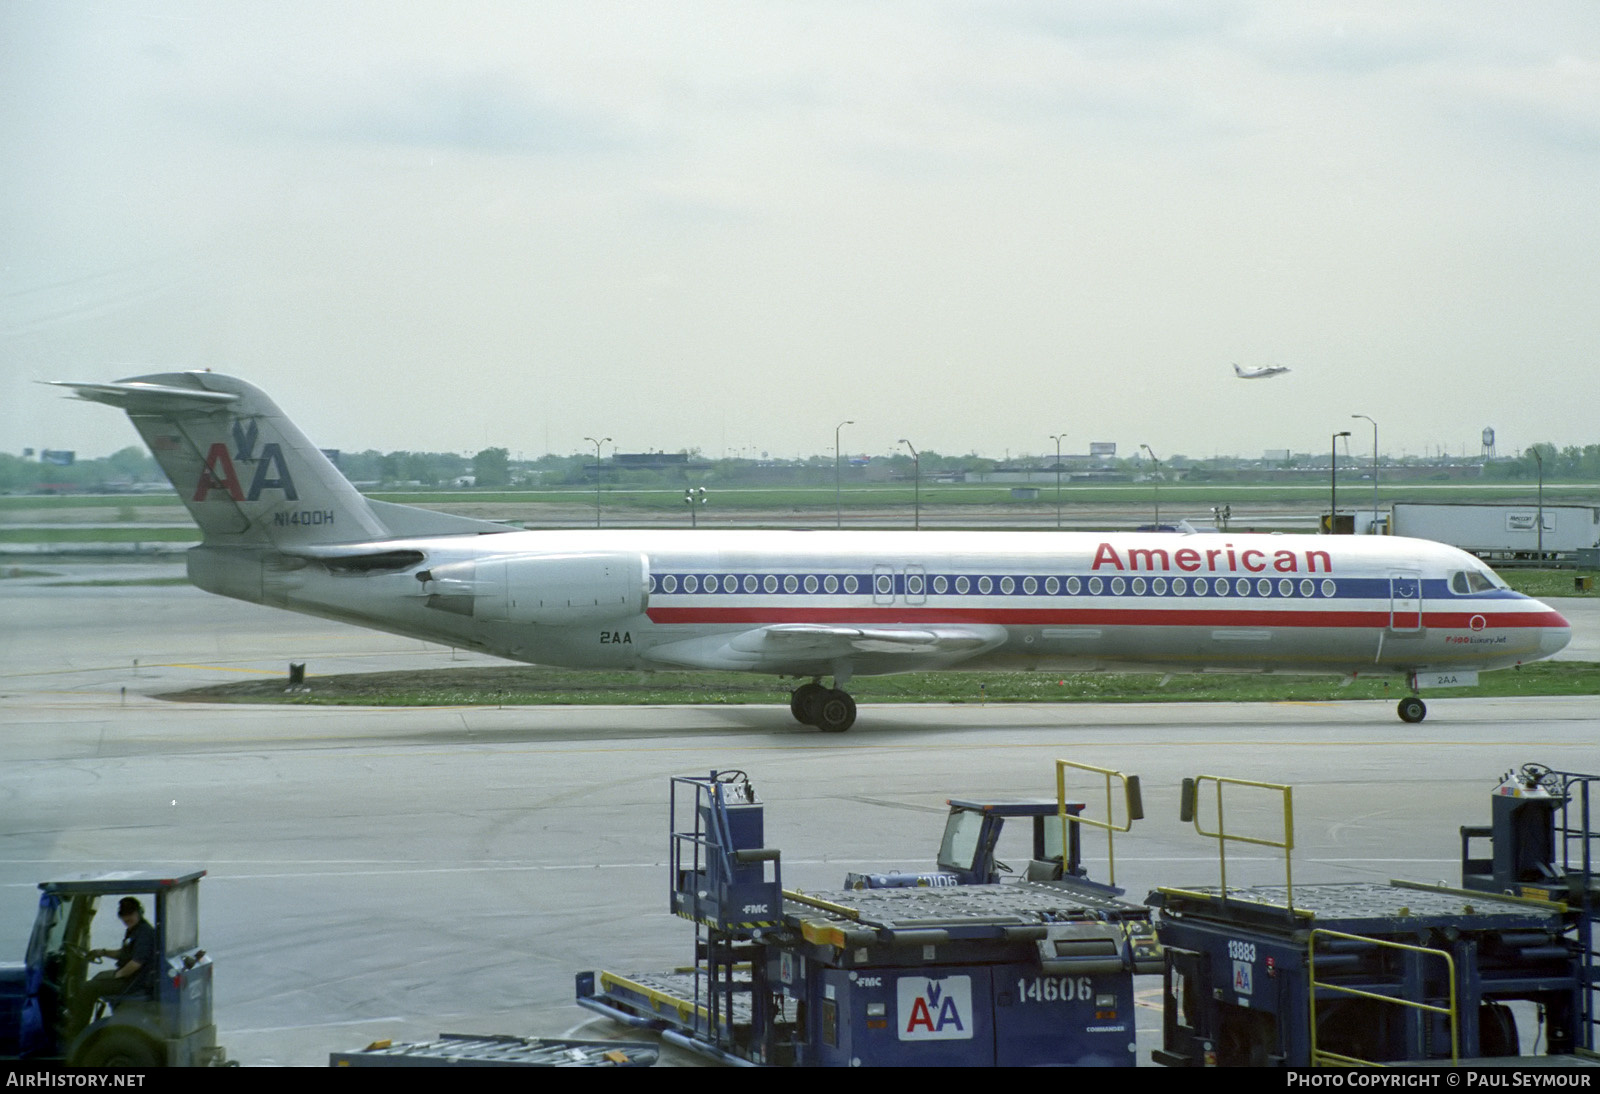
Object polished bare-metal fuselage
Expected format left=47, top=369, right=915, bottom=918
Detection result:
left=190, top=527, right=1570, bottom=681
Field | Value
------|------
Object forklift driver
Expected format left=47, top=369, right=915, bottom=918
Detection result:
left=73, top=897, right=158, bottom=1028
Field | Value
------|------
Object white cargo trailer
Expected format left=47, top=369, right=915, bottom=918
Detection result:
left=1389, top=502, right=1600, bottom=561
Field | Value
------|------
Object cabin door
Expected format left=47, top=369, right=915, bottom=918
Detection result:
left=1389, top=570, right=1423, bottom=632
left=903, top=565, right=927, bottom=605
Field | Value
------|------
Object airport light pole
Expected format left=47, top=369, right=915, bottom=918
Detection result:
left=1352, top=414, right=1378, bottom=533
left=1050, top=433, right=1067, bottom=529
left=899, top=439, right=920, bottom=530
left=584, top=435, right=610, bottom=528
left=1534, top=447, right=1545, bottom=559
left=684, top=486, right=707, bottom=527
left=834, top=420, right=853, bottom=529
left=1330, top=431, right=1351, bottom=534
left=1139, top=444, right=1161, bottom=529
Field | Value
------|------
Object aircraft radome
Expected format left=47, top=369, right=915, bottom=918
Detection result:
left=1233, top=362, right=1292, bottom=379
left=53, top=373, right=1569, bottom=731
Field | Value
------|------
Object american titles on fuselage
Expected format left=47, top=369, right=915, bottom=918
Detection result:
left=1089, top=542, right=1328, bottom=574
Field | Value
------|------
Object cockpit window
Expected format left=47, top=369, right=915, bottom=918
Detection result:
left=1451, top=568, right=1506, bottom=594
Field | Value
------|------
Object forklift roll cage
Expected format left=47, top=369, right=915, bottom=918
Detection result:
left=13, top=870, right=223, bottom=1067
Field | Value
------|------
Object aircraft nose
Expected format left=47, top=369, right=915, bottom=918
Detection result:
left=1535, top=601, right=1571, bottom=659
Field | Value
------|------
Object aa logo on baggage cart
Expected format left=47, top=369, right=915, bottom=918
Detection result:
left=898, top=976, right=973, bottom=1041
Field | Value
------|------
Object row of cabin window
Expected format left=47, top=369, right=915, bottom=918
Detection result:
left=651, top=572, right=1343, bottom=600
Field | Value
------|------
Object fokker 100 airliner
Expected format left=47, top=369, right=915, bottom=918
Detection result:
left=55, top=372, right=1569, bottom=731
left=1233, top=362, right=1291, bottom=379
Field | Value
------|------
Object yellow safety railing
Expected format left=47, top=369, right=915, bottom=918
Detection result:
left=1172, top=774, right=1296, bottom=911
left=1054, top=760, right=1143, bottom=889
left=1308, top=929, right=1458, bottom=1067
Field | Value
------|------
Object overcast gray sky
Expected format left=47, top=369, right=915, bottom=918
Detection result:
left=5, top=1, right=1598, bottom=465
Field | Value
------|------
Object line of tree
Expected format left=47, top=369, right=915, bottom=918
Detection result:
left=1481, top=444, right=1600, bottom=481
left=4, top=442, right=1597, bottom=495
left=0, top=447, right=160, bottom=493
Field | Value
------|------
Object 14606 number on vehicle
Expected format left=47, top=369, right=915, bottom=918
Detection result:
left=1014, top=976, right=1094, bottom=1004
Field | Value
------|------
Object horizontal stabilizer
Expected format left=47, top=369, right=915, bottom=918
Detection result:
left=47, top=379, right=240, bottom=410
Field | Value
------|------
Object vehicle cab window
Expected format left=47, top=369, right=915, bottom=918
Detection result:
left=937, top=810, right=984, bottom=874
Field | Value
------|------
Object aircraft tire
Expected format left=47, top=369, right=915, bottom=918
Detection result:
left=790, top=683, right=826, bottom=725
left=815, top=689, right=856, bottom=733
left=1397, top=696, right=1427, bottom=724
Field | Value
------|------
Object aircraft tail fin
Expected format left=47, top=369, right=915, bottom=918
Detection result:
left=49, top=372, right=505, bottom=548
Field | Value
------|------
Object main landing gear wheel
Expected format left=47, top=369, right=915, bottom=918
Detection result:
left=789, top=683, right=856, bottom=732
left=790, top=682, right=826, bottom=724
left=814, top=689, right=856, bottom=733
left=1397, top=696, right=1427, bottom=723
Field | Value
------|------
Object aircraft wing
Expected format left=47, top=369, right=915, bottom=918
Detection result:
left=737, top=623, right=1007, bottom=656
left=643, top=622, right=1009, bottom=674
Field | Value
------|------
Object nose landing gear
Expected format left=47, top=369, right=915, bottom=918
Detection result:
left=1398, top=695, right=1427, bottom=723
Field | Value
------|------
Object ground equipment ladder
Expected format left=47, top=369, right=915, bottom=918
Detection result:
left=667, top=771, right=784, bottom=1063
left=1546, top=767, right=1598, bottom=1050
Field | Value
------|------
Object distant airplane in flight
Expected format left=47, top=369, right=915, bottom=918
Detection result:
left=1233, top=362, right=1291, bottom=379
left=53, top=372, right=1569, bottom=730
